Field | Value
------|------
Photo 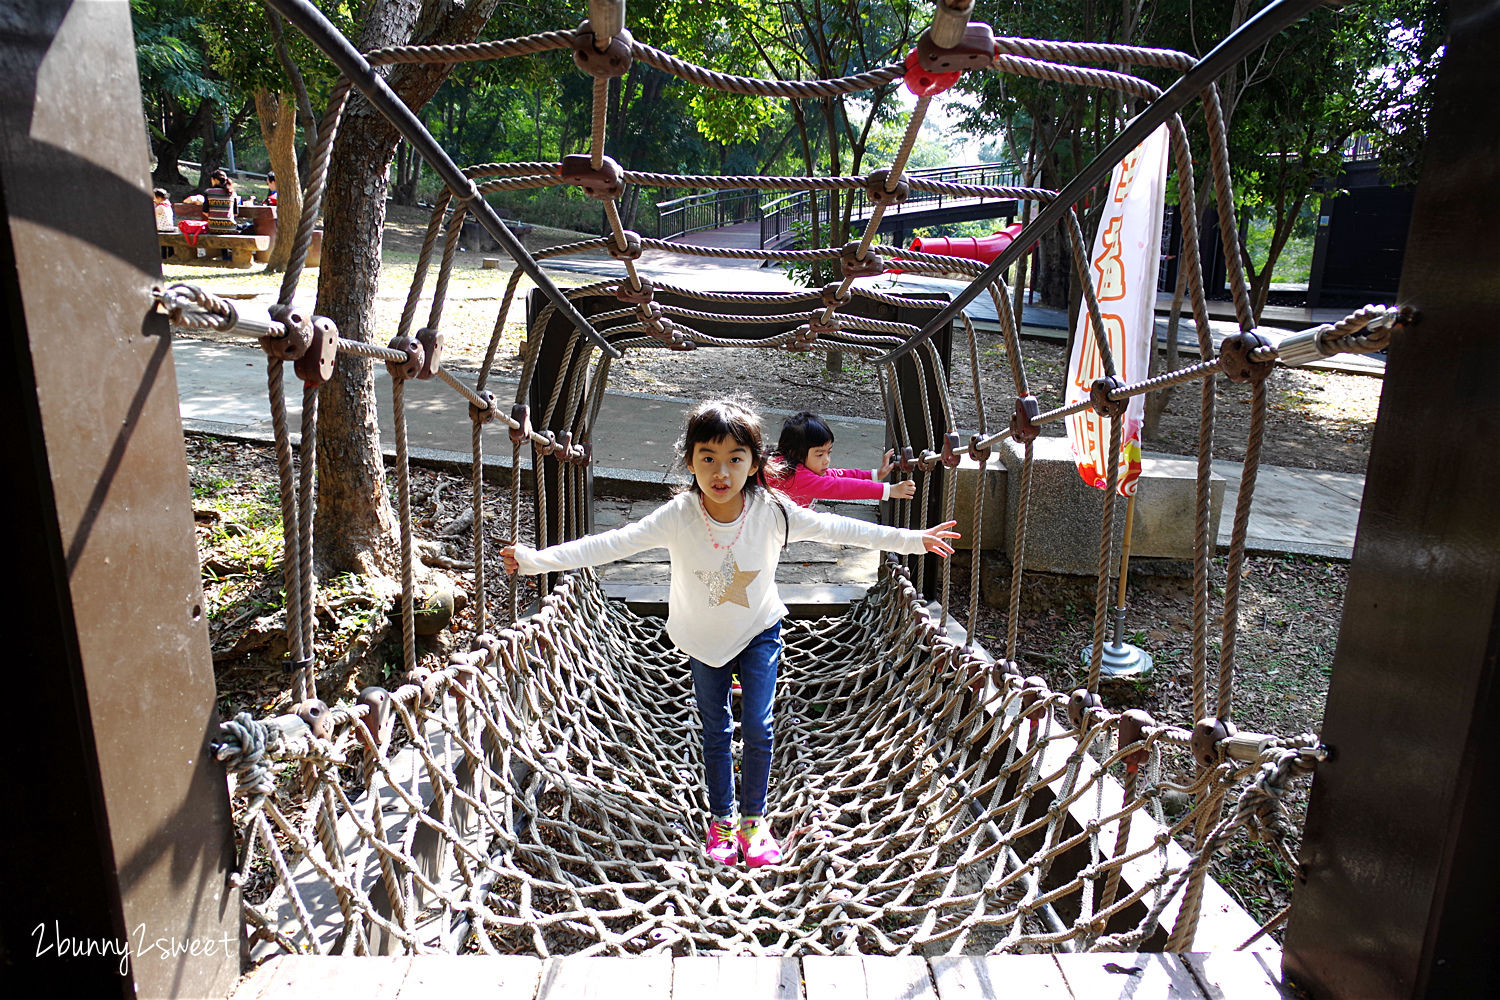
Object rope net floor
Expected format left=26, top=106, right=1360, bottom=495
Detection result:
left=193, top=0, right=1393, bottom=962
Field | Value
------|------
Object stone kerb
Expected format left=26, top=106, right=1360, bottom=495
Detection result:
left=997, top=436, right=1224, bottom=574
left=953, top=453, right=1007, bottom=551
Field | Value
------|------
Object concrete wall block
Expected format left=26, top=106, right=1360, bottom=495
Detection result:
left=952, top=455, right=1007, bottom=550
left=999, top=436, right=1222, bottom=574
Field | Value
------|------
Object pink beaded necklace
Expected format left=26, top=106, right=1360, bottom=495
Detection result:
left=699, top=494, right=748, bottom=550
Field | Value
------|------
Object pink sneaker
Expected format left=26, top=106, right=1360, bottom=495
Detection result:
left=705, top=817, right=739, bottom=865
left=737, top=817, right=782, bottom=868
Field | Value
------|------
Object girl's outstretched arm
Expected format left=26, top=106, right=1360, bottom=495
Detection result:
left=501, top=496, right=678, bottom=576
left=921, top=520, right=961, bottom=557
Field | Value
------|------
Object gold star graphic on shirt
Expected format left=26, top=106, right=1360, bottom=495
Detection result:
left=694, top=551, right=760, bottom=608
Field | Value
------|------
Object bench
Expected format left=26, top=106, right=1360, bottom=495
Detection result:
left=167, top=202, right=322, bottom=266
left=159, top=232, right=270, bottom=268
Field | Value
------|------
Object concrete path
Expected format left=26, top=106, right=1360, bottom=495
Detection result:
left=174, top=336, right=1364, bottom=562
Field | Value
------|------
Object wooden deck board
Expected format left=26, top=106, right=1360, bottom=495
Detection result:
left=803, top=955, right=936, bottom=1000
left=673, top=956, right=803, bottom=999
left=399, top=956, right=543, bottom=999
left=1053, top=952, right=1205, bottom=998
left=1181, top=952, right=1297, bottom=999
left=537, top=955, right=674, bottom=1000
left=930, top=955, right=1071, bottom=998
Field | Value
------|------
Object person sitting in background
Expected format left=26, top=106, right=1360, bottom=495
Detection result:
left=265, top=170, right=277, bottom=206
left=203, top=170, right=239, bottom=235
left=153, top=188, right=174, bottom=232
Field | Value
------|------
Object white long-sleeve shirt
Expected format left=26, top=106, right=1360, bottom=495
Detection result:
left=511, top=490, right=929, bottom=667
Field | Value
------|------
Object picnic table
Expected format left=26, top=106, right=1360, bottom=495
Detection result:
left=163, top=202, right=322, bottom=267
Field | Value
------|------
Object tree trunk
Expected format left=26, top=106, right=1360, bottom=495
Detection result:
left=255, top=90, right=301, bottom=273
left=312, top=0, right=500, bottom=579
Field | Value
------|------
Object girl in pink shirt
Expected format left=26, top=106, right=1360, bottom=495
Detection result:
left=768, top=411, right=916, bottom=508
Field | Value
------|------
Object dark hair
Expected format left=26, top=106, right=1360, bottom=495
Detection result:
left=678, top=398, right=777, bottom=498
left=775, top=411, right=834, bottom=471
left=266, top=170, right=275, bottom=182
left=152, top=187, right=168, bottom=200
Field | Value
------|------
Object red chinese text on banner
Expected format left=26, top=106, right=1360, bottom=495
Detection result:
left=1063, top=122, right=1170, bottom=495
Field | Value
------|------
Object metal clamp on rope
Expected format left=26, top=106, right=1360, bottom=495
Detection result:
left=821, top=282, right=852, bottom=308
left=898, top=446, right=917, bottom=473
left=1118, top=709, right=1155, bottom=770
left=295, top=316, right=339, bottom=386
left=1088, top=375, right=1128, bottom=417
left=386, top=334, right=424, bottom=380
left=262, top=304, right=312, bottom=361
left=608, top=230, right=643, bottom=261
left=940, top=431, right=963, bottom=468
left=560, top=153, right=624, bottom=201
left=615, top=276, right=654, bottom=304
left=636, top=299, right=666, bottom=333
left=554, top=430, right=573, bottom=463
left=283, top=654, right=315, bottom=675
left=1067, top=688, right=1104, bottom=730
left=508, top=403, right=531, bottom=445
left=294, top=698, right=333, bottom=740
left=786, top=326, right=818, bottom=353
left=1191, top=716, right=1238, bottom=768
left=839, top=241, right=885, bottom=278
left=915, top=21, right=996, bottom=73
left=666, top=322, right=696, bottom=351
left=571, top=20, right=633, bottom=78
left=405, top=667, right=442, bottom=707
left=917, top=449, right=941, bottom=471
left=1217, top=330, right=1276, bottom=384
left=416, top=327, right=443, bottom=379
left=807, top=311, right=841, bottom=336
left=968, top=432, right=992, bottom=465
left=534, top=429, right=557, bottom=457
left=1010, top=394, right=1041, bottom=443
left=863, top=169, right=910, bottom=207
left=469, top=389, right=497, bottom=425
left=355, top=686, right=391, bottom=744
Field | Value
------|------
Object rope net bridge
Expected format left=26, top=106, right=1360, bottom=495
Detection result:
left=189, top=0, right=1397, bottom=962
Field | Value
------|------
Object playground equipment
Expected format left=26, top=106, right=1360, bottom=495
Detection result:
left=8, top=0, right=1497, bottom=997
left=904, top=222, right=1027, bottom=265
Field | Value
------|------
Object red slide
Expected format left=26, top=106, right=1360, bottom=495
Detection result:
left=905, top=221, right=1026, bottom=263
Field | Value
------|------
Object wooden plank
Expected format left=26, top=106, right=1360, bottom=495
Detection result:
left=1054, top=952, right=1204, bottom=998
left=400, top=956, right=544, bottom=999
left=803, top=956, right=936, bottom=1000
left=231, top=956, right=412, bottom=1000
left=159, top=233, right=271, bottom=249
left=1181, top=953, right=1296, bottom=1000
left=537, top=956, right=674, bottom=1000
left=673, top=956, right=803, bottom=999
left=930, top=956, right=1071, bottom=998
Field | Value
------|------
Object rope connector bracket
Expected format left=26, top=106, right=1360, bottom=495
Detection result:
left=508, top=403, right=531, bottom=445
left=469, top=389, right=497, bottom=425
left=608, top=230, right=644, bottom=260
left=572, top=21, right=634, bottom=79
left=1218, top=330, right=1276, bottom=384
left=839, top=241, right=886, bottom=278
left=1192, top=716, right=1238, bottom=768
left=263, top=304, right=312, bottom=361
left=864, top=169, right=910, bottom=207
left=917, top=448, right=941, bottom=472
left=416, top=327, right=443, bottom=380
left=1067, top=688, right=1104, bottom=730
left=560, top=153, right=624, bottom=201
left=615, top=277, right=654, bottom=304
left=355, top=686, right=391, bottom=744
left=294, top=316, right=339, bottom=386
left=1118, top=708, right=1155, bottom=769
left=898, top=446, right=917, bottom=473
left=940, top=432, right=963, bottom=468
left=915, top=22, right=997, bottom=73
left=820, top=282, right=852, bottom=308
left=903, top=47, right=961, bottom=96
left=1010, top=395, right=1041, bottom=443
left=1088, top=375, right=1128, bottom=418
left=968, top=433, right=992, bottom=465
left=386, top=334, right=424, bottom=380
left=294, top=698, right=333, bottom=741
left=807, top=310, right=841, bottom=336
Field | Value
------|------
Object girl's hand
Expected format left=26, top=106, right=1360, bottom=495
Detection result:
left=501, top=546, right=520, bottom=575
left=921, top=520, right=961, bottom=557
left=876, top=448, right=896, bottom=480
left=890, top=479, right=917, bottom=500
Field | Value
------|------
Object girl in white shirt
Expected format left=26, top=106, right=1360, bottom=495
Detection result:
left=503, top=398, right=958, bottom=869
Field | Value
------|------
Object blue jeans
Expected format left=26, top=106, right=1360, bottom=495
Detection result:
left=689, top=621, right=782, bottom=819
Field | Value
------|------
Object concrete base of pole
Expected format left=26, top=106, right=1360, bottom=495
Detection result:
left=1082, top=641, right=1155, bottom=678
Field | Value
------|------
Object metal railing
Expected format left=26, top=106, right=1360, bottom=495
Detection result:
left=655, top=189, right=761, bottom=240
left=760, top=161, right=1024, bottom=249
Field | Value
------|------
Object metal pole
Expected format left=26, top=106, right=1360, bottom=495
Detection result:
left=1082, top=490, right=1154, bottom=677
left=261, top=0, right=619, bottom=359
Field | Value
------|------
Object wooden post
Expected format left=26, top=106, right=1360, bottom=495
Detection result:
left=0, top=3, right=240, bottom=996
left=1282, top=3, right=1500, bottom=997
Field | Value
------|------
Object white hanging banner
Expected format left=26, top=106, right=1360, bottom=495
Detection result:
left=1064, top=122, right=1170, bottom=495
